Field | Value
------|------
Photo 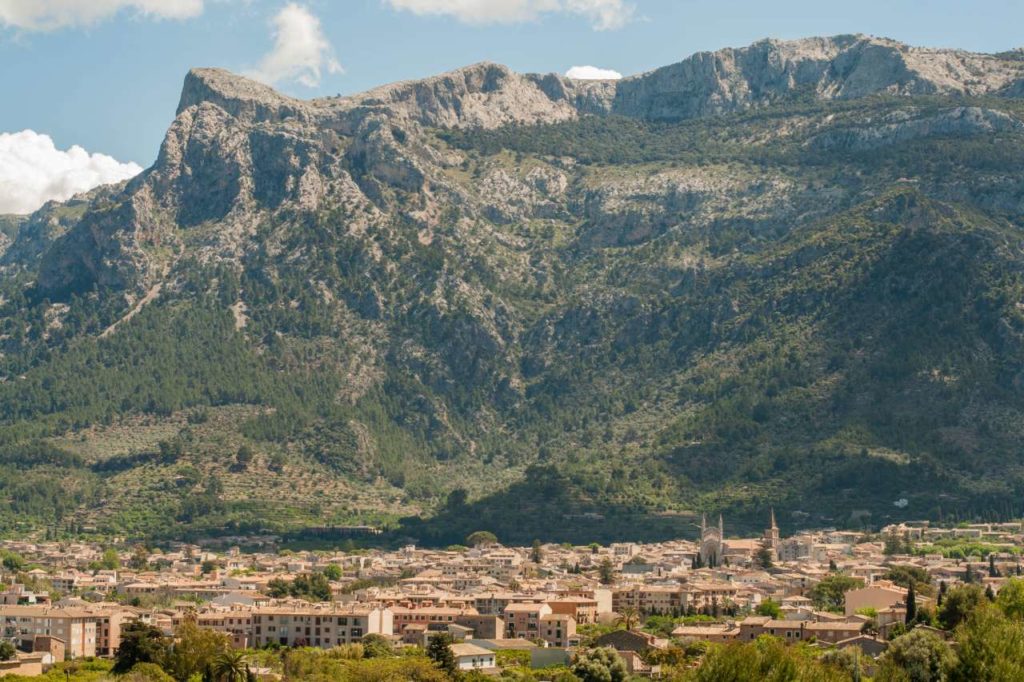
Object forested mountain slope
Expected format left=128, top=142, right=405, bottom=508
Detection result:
left=1, top=35, right=1023, bottom=544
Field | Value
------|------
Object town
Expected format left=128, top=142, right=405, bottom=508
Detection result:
left=1, top=513, right=1022, bottom=680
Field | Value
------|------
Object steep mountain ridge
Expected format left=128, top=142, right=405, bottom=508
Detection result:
left=25, top=34, right=1024, bottom=302
left=611, top=34, right=1024, bottom=120
left=1, top=35, right=1024, bottom=543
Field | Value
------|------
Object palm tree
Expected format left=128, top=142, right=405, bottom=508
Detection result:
left=212, top=650, right=248, bottom=682
left=616, top=606, right=640, bottom=631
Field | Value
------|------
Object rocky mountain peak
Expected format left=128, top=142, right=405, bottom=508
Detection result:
left=610, top=34, right=1024, bottom=121
left=17, top=34, right=1024, bottom=300
left=177, top=67, right=313, bottom=124
left=340, top=61, right=582, bottom=129
left=173, top=35, right=1024, bottom=132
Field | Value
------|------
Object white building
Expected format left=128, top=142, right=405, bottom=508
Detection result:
left=450, top=642, right=497, bottom=671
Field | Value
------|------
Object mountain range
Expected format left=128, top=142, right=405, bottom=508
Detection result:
left=2, top=34, right=1024, bottom=545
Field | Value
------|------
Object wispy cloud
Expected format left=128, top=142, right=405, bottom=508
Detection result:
left=0, top=130, right=142, bottom=215
left=0, top=0, right=204, bottom=31
left=246, top=3, right=342, bottom=88
left=565, top=65, right=622, bottom=79
left=384, top=0, right=635, bottom=31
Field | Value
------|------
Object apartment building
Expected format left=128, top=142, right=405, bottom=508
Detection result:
left=171, top=610, right=254, bottom=649
left=0, top=606, right=98, bottom=658
left=612, top=585, right=688, bottom=615
left=250, top=606, right=392, bottom=648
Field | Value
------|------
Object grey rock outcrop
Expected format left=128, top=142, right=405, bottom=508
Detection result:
left=21, top=34, right=1024, bottom=298
left=611, top=35, right=1024, bottom=121
left=808, top=106, right=1024, bottom=151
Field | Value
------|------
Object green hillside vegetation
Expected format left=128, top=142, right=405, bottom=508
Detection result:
left=1, top=93, right=1023, bottom=544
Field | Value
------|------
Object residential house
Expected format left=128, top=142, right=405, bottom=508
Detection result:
left=455, top=614, right=504, bottom=640
left=450, top=643, right=497, bottom=671
left=844, top=581, right=908, bottom=617
left=546, top=596, right=598, bottom=625
left=671, top=623, right=739, bottom=643
left=503, top=603, right=550, bottom=642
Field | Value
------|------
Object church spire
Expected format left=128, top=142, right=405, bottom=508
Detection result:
left=770, top=507, right=778, bottom=530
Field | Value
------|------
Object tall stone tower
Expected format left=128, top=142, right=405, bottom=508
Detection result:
left=762, top=507, right=780, bottom=560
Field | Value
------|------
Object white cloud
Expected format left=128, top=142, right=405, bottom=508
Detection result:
left=384, top=0, right=635, bottom=31
left=0, top=0, right=204, bottom=31
left=246, top=3, right=342, bottom=88
left=563, top=0, right=633, bottom=30
left=0, top=130, right=142, bottom=215
left=565, top=65, right=622, bottom=80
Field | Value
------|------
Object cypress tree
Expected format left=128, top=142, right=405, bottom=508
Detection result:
left=905, top=582, right=917, bottom=624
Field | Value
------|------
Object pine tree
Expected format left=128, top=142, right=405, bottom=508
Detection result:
left=426, top=633, right=456, bottom=676
left=989, top=554, right=998, bottom=578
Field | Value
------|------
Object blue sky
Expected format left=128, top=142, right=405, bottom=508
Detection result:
left=1, top=0, right=1023, bottom=186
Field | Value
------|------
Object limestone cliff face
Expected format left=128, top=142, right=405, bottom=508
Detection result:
left=1, top=187, right=117, bottom=269
left=23, top=34, right=1024, bottom=298
left=177, top=67, right=314, bottom=124
left=343, top=62, right=582, bottom=129
left=611, top=35, right=1024, bottom=121
left=807, top=106, right=1024, bottom=151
